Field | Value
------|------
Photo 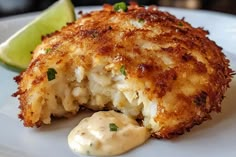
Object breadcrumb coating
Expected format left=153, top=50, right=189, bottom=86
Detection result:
left=14, top=4, right=233, bottom=138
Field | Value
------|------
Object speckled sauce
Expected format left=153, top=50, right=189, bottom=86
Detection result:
left=68, top=110, right=150, bottom=156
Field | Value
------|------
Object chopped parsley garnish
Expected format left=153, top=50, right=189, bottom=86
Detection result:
left=120, top=65, right=126, bottom=76
left=109, top=123, right=118, bottom=131
left=138, top=18, right=144, bottom=23
left=178, top=22, right=183, bottom=26
left=86, top=150, right=90, bottom=155
left=114, top=2, right=127, bottom=12
left=47, top=68, right=57, bottom=81
left=45, top=48, right=51, bottom=53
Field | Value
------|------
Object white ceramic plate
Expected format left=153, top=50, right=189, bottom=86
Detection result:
left=0, top=6, right=236, bottom=157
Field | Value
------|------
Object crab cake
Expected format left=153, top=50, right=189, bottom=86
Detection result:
left=14, top=4, right=233, bottom=138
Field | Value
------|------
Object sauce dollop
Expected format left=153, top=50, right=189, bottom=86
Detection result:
left=68, top=110, right=150, bottom=156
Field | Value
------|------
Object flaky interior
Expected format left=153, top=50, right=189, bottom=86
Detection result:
left=33, top=63, right=159, bottom=133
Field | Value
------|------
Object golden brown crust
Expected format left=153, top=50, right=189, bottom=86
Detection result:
left=14, top=4, right=233, bottom=138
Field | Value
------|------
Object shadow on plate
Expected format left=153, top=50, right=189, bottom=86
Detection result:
left=0, top=62, right=23, bottom=73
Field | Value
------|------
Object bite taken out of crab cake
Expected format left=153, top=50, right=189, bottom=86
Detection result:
left=14, top=3, right=233, bottom=138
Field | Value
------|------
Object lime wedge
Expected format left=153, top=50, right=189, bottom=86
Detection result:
left=0, top=0, right=75, bottom=71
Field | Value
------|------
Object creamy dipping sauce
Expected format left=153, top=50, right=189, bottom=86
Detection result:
left=68, top=110, right=150, bottom=156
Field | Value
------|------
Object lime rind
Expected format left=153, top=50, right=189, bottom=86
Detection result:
left=0, top=0, right=75, bottom=70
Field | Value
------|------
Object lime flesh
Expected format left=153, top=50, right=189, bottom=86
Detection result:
left=0, top=0, right=75, bottom=70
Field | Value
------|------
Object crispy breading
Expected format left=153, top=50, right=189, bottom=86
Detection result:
left=14, top=4, right=233, bottom=138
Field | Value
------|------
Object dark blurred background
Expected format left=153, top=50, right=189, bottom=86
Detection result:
left=0, top=0, right=236, bottom=17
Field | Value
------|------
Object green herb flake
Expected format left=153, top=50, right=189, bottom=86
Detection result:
left=114, top=2, right=127, bottom=12
left=178, top=22, right=183, bottom=26
left=120, top=65, right=126, bottom=76
left=86, top=150, right=90, bottom=155
left=138, top=18, right=144, bottom=23
left=45, top=48, right=51, bottom=53
left=47, top=68, right=57, bottom=81
left=109, top=123, right=118, bottom=131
